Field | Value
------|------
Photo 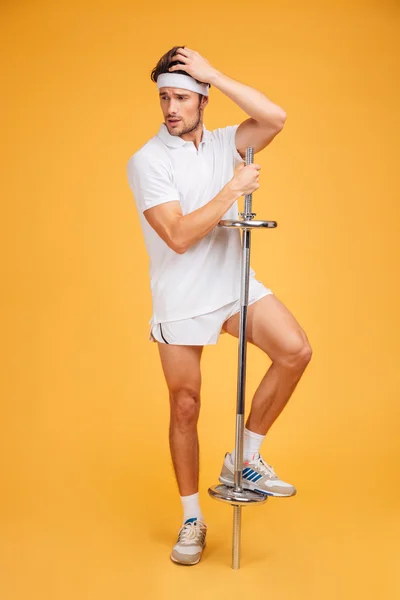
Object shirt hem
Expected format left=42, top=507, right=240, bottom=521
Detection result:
left=149, top=294, right=241, bottom=327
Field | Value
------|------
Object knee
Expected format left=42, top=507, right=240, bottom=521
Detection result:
left=170, top=388, right=200, bottom=425
left=298, top=342, right=313, bottom=368
left=276, top=337, right=313, bottom=371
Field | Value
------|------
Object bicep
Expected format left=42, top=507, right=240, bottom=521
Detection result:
left=144, top=200, right=184, bottom=253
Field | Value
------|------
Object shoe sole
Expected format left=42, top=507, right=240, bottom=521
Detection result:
left=170, top=554, right=201, bottom=566
left=170, top=543, right=206, bottom=566
left=219, top=476, right=296, bottom=498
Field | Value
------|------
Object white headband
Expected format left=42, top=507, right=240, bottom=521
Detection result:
left=157, top=73, right=210, bottom=96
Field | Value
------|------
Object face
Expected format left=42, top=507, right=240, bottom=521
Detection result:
left=159, top=87, right=208, bottom=136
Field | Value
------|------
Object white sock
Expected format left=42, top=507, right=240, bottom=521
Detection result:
left=180, top=492, right=204, bottom=525
left=230, top=427, right=266, bottom=463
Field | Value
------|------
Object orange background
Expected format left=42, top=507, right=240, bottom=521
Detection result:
left=1, top=0, right=399, bottom=598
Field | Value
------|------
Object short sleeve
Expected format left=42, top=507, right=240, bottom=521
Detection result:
left=126, top=153, right=180, bottom=214
left=225, top=124, right=245, bottom=168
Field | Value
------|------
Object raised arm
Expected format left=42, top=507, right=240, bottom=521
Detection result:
left=168, top=47, right=286, bottom=157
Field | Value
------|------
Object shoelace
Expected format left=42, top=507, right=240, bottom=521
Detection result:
left=248, top=452, right=278, bottom=479
left=178, top=521, right=207, bottom=545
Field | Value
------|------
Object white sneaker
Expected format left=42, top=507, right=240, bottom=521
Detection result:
left=170, top=518, right=207, bottom=566
left=219, top=451, right=296, bottom=497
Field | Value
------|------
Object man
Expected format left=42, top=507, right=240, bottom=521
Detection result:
left=126, top=46, right=312, bottom=566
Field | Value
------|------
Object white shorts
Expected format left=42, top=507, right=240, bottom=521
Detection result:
left=148, top=278, right=273, bottom=346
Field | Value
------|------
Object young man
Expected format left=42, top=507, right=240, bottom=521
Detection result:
left=126, top=46, right=312, bottom=566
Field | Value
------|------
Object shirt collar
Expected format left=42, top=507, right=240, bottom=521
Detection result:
left=156, top=122, right=211, bottom=149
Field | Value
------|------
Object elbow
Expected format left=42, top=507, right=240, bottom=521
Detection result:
left=169, top=238, right=188, bottom=254
left=257, top=108, right=286, bottom=134
left=276, top=109, right=287, bottom=130
left=260, top=111, right=286, bottom=136
left=169, top=218, right=188, bottom=254
left=266, top=108, right=286, bottom=133
left=173, top=244, right=187, bottom=255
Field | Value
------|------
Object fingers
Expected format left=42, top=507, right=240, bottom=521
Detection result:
left=236, top=164, right=261, bottom=179
left=177, top=47, right=190, bottom=56
left=172, top=53, right=188, bottom=62
left=169, top=51, right=189, bottom=71
left=172, top=49, right=190, bottom=61
left=170, top=59, right=188, bottom=69
left=171, top=48, right=198, bottom=64
left=169, top=64, right=187, bottom=71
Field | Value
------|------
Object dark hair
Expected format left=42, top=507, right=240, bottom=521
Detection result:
left=150, top=45, right=211, bottom=101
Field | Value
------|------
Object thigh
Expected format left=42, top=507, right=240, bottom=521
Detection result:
left=157, top=343, right=204, bottom=395
left=221, top=294, right=310, bottom=362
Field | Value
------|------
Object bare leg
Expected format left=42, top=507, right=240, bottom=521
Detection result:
left=222, top=294, right=312, bottom=435
left=157, top=343, right=204, bottom=496
left=245, top=356, right=310, bottom=434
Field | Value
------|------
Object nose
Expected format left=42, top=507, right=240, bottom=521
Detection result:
left=166, top=99, right=179, bottom=115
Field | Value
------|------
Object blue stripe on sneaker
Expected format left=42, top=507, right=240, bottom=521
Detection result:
left=254, top=488, right=274, bottom=496
left=242, top=468, right=251, bottom=476
left=253, top=474, right=263, bottom=482
left=247, top=472, right=261, bottom=482
left=184, top=518, right=198, bottom=524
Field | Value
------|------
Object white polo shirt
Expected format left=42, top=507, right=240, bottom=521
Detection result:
left=126, top=122, right=257, bottom=327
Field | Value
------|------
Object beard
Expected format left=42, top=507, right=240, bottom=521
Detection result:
left=166, top=110, right=202, bottom=137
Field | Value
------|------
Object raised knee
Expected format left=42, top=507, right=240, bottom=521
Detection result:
left=276, top=339, right=312, bottom=370
left=170, top=388, right=200, bottom=423
left=299, top=342, right=313, bottom=366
